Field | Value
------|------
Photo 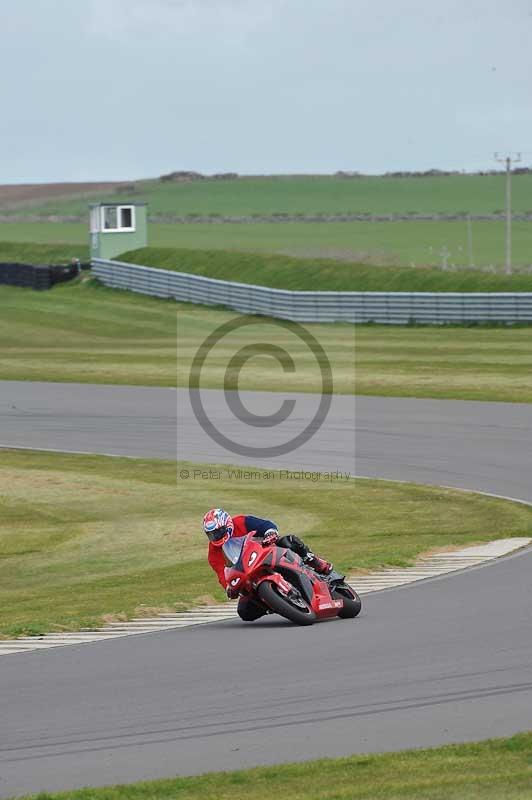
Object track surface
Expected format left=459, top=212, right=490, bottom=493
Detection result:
left=2, top=380, right=532, bottom=497
left=1, top=380, right=532, bottom=797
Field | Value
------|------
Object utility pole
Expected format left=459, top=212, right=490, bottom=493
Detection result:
left=466, top=214, right=474, bottom=268
left=494, top=152, right=521, bottom=274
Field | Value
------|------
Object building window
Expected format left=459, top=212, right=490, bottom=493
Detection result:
left=120, top=206, right=133, bottom=228
left=103, top=207, right=118, bottom=230
left=100, top=205, right=135, bottom=232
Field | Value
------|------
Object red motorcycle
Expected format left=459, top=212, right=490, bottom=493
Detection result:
left=223, top=532, right=362, bottom=626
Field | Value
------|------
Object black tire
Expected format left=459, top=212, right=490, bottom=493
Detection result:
left=332, top=583, right=362, bottom=618
left=257, top=580, right=316, bottom=626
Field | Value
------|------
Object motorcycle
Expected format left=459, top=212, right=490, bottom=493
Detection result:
left=223, top=532, right=361, bottom=626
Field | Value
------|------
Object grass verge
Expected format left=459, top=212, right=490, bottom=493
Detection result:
left=2, top=280, right=532, bottom=402
left=2, top=448, right=532, bottom=639
left=13, top=731, right=532, bottom=799
left=354, top=323, right=532, bottom=403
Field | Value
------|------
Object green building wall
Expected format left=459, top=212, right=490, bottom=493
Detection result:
left=89, top=203, right=148, bottom=261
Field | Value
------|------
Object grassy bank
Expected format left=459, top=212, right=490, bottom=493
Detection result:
left=6, top=234, right=532, bottom=291
left=2, top=280, right=532, bottom=401
left=13, top=732, right=532, bottom=799
left=0, top=239, right=88, bottom=264
left=122, top=245, right=532, bottom=291
left=5, top=173, right=532, bottom=217
left=3, top=448, right=532, bottom=639
left=2, top=216, right=532, bottom=267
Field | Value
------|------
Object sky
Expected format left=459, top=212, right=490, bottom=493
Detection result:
left=1, top=0, right=531, bottom=182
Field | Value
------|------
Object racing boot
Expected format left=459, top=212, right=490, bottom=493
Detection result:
left=304, top=552, right=333, bottom=575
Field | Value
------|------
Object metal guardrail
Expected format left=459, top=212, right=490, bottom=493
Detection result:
left=92, top=258, right=532, bottom=324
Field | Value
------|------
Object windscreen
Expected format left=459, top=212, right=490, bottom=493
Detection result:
left=222, top=536, right=246, bottom=566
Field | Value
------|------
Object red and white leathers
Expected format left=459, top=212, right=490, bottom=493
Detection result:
left=208, top=515, right=277, bottom=588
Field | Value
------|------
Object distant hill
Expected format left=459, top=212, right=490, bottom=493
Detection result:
left=1, top=172, right=532, bottom=219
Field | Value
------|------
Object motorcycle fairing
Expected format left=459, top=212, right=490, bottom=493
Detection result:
left=224, top=534, right=343, bottom=617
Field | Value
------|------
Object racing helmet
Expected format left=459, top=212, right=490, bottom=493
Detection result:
left=203, top=508, right=234, bottom=547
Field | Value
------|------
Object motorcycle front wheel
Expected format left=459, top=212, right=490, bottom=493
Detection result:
left=257, top=580, right=316, bottom=626
left=331, top=583, right=362, bottom=618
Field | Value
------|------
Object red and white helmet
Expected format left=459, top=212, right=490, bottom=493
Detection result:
left=203, top=508, right=234, bottom=547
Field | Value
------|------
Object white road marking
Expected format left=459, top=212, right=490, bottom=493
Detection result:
left=1, top=538, right=529, bottom=656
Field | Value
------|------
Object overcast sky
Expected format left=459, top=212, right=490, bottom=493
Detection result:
left=1, top=0, right=531, bottom=183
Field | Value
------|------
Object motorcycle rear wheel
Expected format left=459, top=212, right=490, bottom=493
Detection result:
left=332, top=583, right=362, bottom=618
left=257, top=581, right=316, bottom=626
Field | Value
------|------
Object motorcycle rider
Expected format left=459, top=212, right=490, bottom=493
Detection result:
left=203, top=507, right=333, bottom=621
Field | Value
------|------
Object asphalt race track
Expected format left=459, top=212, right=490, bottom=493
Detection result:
left=1, top=380, right=532, bottom=797
left=2, top=380, right=532, bottom=497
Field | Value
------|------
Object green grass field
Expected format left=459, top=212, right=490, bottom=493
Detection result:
left=3, top=448, right=532, bottom=639
left=2, top=216, right=532, bottom=267
left=13, top=732, right=532, bottom=800
left=354, top=324, right=532, bottom=403
left=4, top=173, right=532, bottom=217
left=2, top=280, right=532, bottom=402
left=0, top=280, right=354, bottom=392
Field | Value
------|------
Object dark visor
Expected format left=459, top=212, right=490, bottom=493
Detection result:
left=206, top=526, right=227, bottom=542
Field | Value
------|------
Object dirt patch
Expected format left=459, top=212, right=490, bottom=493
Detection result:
left=193, top=594, right=226, bottom=607
left=101, top=612, right=129, bottom=624
left=132, top=605, right=175, bottom=618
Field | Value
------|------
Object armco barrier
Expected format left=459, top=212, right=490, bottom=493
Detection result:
left=91, top=258, right=532, bottom=324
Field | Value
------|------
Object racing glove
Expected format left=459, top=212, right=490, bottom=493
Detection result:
left=226, top=585, right=239, bottom=599
left=262, top=528, right=279, bottom=547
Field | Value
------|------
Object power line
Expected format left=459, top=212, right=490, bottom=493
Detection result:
left=494, top=152, right=521, bottom=274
